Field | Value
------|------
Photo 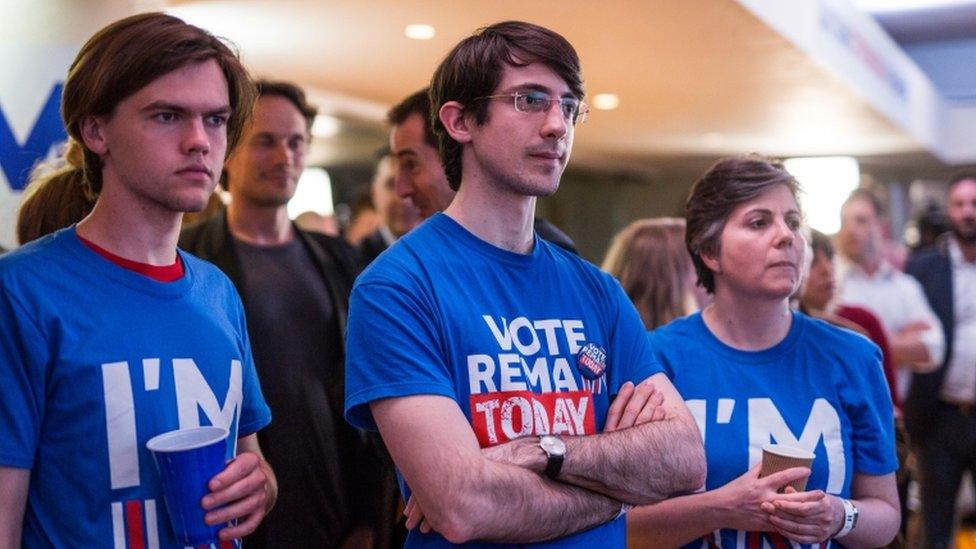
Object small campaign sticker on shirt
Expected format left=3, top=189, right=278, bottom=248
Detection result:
left=576, top=342, right=607, bottom=380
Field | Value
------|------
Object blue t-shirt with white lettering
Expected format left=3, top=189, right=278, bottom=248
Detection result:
left=650, top=312, right=897, bottom=549
left=0, top=227, right=271, bottom=548
left=345, top=213, right=661, bottom=548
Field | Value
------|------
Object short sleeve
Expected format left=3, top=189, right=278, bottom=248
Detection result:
left=0, top=283, right=48, bottom=469
left=646, top=324, right=677, bottom=380
left=344, top=280, right=457, bottom=430
left=604, top=279, right=663, bottom=396
left=233, top=295, right=271, bottom=437
left=842, top=344, right=899, bottom=475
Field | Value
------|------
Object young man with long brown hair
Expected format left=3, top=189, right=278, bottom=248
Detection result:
left=0, top=13, right=276, bottom=547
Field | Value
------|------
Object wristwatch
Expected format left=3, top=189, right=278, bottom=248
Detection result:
left=835, top=498, right=859, bottom=538
left=539, top=435, right=566, bottom=480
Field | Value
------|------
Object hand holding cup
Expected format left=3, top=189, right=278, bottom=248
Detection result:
left=759, top=444, right=814, bottom=493
left=146, top=426, right=229, bottom=546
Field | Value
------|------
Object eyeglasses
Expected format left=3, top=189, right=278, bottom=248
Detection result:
left=474, top=91, right=589, bottom=125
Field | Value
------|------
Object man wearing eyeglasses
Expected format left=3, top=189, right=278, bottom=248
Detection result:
left=345, top=21, right=705, bottom=547
left=388, top=88, right=578, bottom=254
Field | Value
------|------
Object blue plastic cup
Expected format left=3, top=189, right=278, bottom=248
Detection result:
left=146, top=426, right=229, bottom=545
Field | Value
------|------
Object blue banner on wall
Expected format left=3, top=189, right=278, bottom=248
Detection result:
left=0, top=83, right=66, bottom=191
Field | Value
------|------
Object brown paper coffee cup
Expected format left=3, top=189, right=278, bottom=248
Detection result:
left=759, top=444, right=814, bottom=492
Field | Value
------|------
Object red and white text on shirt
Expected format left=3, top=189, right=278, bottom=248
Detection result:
left=469, top=390, right=595, bottom=447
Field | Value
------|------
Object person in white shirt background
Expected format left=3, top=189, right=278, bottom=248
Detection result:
left=835, top=187, right=945, bottom=404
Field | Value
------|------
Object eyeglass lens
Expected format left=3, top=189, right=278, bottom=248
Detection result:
left=515, top=91, right=582, bottom=123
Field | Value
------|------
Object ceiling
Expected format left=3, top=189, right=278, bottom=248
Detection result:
left=857, top=0, right=976, bottom=103
left=163, top=0, right=946, bottom=172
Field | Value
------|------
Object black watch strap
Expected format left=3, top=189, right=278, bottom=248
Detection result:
left=544, top=453, right=564, bottom=479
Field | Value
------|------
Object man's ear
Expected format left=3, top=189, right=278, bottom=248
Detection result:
left=79, top=116, right=108, bottom=155
left=699, top=248, right=721, bottom=275
left=439, top=101, right=472, bottom=144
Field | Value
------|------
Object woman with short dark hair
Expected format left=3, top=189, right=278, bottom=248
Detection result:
left=628, top=156, right=900, bottom=548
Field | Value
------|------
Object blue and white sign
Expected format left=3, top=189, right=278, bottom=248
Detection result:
left=0, top=83, right=67, bottom=194
left=0, top=43, right=78, bottom=250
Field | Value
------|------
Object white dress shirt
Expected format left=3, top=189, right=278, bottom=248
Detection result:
left=837, top=256, right=947, bottom=401
left=940, top=239, right=976, bottom=403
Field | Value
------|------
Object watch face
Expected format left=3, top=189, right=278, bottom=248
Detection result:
left=540, top=435, right=566, bottom=456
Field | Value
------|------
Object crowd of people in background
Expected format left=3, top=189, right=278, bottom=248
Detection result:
left=2, top=10, right=976, bottom=549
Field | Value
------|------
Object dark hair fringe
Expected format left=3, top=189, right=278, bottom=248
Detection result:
left=387, top=88, right=438, bottom=150
left=948, top=170, right=976, bottom=190
left=809, top=229, right=834, bottom=260
left=256, top=79, right=318, bottom=130
left=843, top=187, right=885, bottom=218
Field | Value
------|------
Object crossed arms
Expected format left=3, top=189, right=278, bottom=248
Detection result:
left=890, top=281, right=945, bottom=371
left=371, top=372, right=706, bottom=544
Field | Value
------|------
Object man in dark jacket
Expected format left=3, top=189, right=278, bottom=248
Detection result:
left=181, top=80, right=389, bottom=548
left=359, top=155, right=420, bottom=266
left=906, top=173, right=976, bottom=549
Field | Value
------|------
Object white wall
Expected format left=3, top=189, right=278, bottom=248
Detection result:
left=0, top=1, right=160, bottom=250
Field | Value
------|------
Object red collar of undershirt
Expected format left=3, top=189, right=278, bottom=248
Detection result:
left=76, top=233, right=185, bottom=282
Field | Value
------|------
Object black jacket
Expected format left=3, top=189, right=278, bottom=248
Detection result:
left=179, top=211, right=397, bottom=547
left=180, top=209, right=359, bottom=339
left=534, top=217, right=578, bottom=255
left=904, top=234, right=955, bottom=443
left=359, top=229, right=391, bottom=267
left=179, top=208, right=361, bottom=449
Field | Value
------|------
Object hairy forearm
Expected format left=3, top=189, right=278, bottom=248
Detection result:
left=628, top=490, right=725, bottom=547
left=561, top=417, right=705, bottom=505
left=834, top=496, right=899, bottom=548
left=441, top=458, right=621, bottom=544
left=375, top=394, right=627, bottom=543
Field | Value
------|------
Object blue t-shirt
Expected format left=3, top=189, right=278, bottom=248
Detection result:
left=345, top=214, right=661, bottom=548
left=650, top=312, right=898, bottom=549
left=0, top=227, right=271, bottom=548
